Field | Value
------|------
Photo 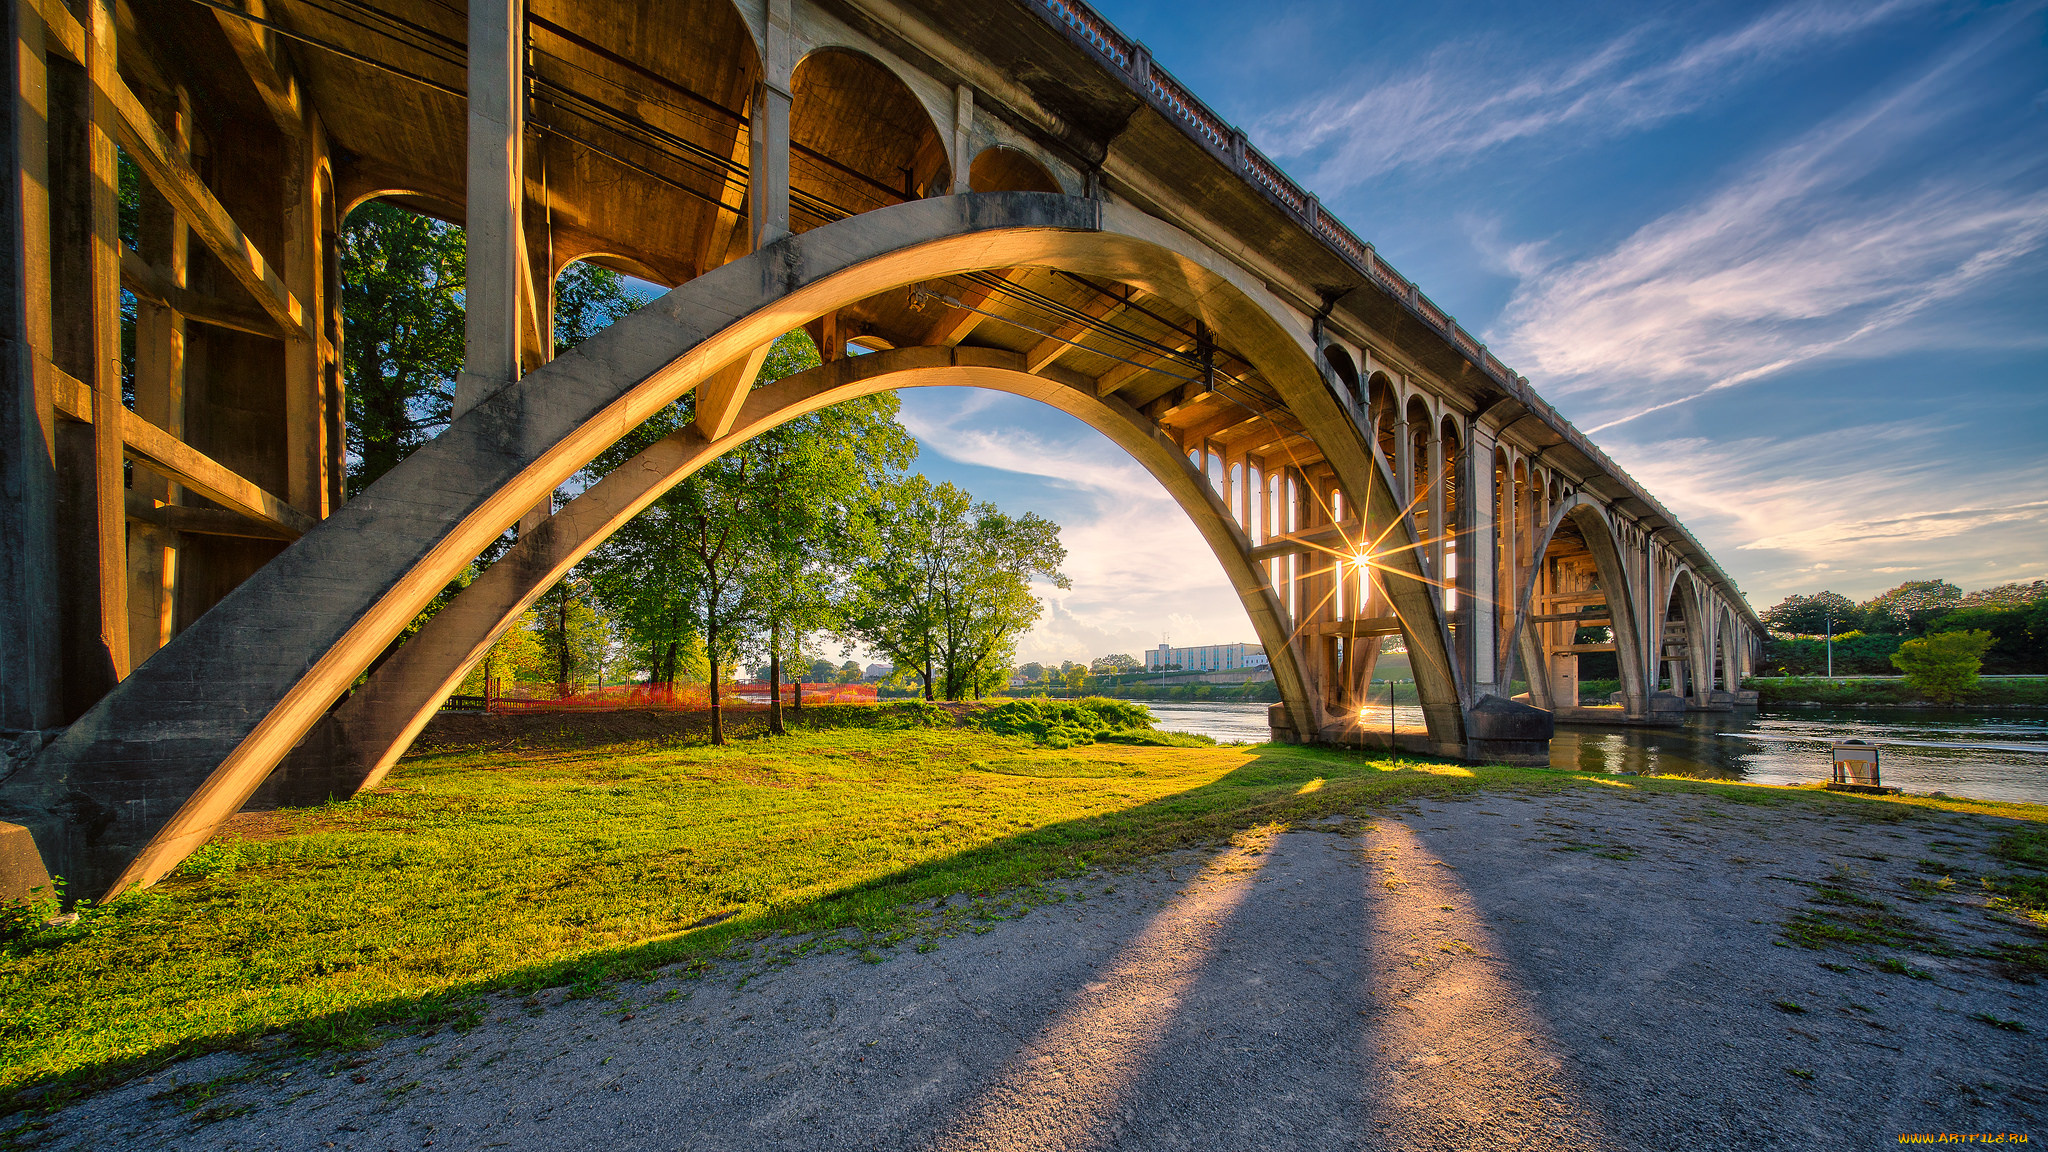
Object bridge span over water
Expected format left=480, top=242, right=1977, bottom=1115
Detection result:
left=0, top=0, right=1762, bottom=898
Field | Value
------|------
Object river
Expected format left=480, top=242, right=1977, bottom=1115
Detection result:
left=1136, top=701, right=2048, bottom=805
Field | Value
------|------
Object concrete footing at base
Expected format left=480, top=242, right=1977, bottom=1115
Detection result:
left=0, top=822, right=54, bottom=905
left=1267, top=702, right=1301, bottom=745
left=1296, top=695, right=1556, bottom=766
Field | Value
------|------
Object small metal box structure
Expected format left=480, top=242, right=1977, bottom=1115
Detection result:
left=1831, top=740, right=1881, bottom=787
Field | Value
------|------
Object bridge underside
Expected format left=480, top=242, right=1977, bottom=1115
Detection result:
left=0, top=0, right=1760, bottom=902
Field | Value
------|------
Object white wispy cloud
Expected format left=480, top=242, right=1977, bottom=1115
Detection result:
left=1490, top=7, right=2048, bottom=430
left=1598, top=421, right=2048, bottom=604
left=1255, top=0, right=1927, bottom=188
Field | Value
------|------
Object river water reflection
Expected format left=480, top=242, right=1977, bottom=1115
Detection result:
left=1136, top=701, right=2048, bottom=805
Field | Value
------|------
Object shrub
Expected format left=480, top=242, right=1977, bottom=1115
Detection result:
left=971, top=697, right=1154, bottom=748
left=1891, top=630, right=1992, bottom=704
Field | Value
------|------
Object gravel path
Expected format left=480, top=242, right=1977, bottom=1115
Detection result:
left=26, top=786, right=2046, bottom=1150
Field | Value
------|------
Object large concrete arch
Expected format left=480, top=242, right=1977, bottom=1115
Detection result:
left=1503, top=495, right=1650, bottom=720
left=4, top=192, right=1459, bottom=899
left=1661, top=568, right=1713, bottom=705
left=260, top=347, right=1315, bottom=806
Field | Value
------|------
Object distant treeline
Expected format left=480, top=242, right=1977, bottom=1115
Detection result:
left=1760, top=580, right=2046, bottom=676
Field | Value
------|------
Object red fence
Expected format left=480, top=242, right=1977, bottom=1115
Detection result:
left=483, top=680, right=877, bottom=713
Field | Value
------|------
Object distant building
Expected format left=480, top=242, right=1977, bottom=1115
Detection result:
left=863, top=664, right=894, bottom=681
left=1145, top=642, right=1268, bottom=673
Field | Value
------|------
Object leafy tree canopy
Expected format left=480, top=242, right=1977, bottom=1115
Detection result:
left=1859, top=579, right=1963, bottom=635
left=1761, top=591, right=1859, bottom=637
left=1891, top=630, right=1992, bottom=704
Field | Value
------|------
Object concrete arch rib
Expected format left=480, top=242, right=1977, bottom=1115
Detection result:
left=1504, top=495, right=1650, bottom=720
left=261, top=348, right=1311, bottom=805
left=5, top=192, right=1461, bottom=899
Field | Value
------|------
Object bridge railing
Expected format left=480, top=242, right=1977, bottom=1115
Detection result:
left=1029, top=0, right=1759, bottom=625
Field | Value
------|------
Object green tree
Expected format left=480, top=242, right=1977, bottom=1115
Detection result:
left=533, top=572, right=609, bottom=696
left=1890, top=630, right=1993, bottom=704
left=936, top=505, right=1066, bottom=699
left=837, top=660, right=862, bottom=683
left=840, top=476, right=1066, bottom=701
left=1091, top=653, right=1140, bottom=675
left=1960, top=580, right=2048, bottom=609
left=458, top=608, right=544, bottom=697
left=1860, top=580, right=1963, bottom=635
left=339, top=203, right=465, bottom=494
left=1061, top=663, right=1087, bottom=694
left=1017, top=661, right=1046, bottom=684
left=583, top=332, right=913, bottom=741
left=1761, top=591, right=1860, bottom=637
left=338, top=211, right=642, bottom=495
left=1928, top=600, right=2048, bottom=674
left=553, top=262, right=643, bottom=356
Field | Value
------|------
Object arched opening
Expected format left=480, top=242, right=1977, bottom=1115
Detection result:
left=1367, top=373, right=1397, bottom=472
left=267, top=346, right=1328, bottom=806
left=789, top=49, right=950, bottom=232
left=1505, top=498, right=1647, bottom=719
left=1323, top=345, right=1361, bottom=412
left=1662, top=570, right=1707, bottom=701
left=968, top=146, right=1060, bottom=194
left=1718, top=605, right=1742, bottom=694
left=1405, top=395, right=1432, bottom=514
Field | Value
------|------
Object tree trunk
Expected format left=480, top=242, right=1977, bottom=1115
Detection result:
left=924, top=657, right=934, bottom=701
left=789, top=636, right=803, bottom=716
left=768, top=620, right=785, bottom=736
left=709, top=652, right=724, bottom=744
left=556, top=596, right=571, bottom=697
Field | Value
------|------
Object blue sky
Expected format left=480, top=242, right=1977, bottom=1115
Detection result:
left=890, top=0, right=2048, bottom=667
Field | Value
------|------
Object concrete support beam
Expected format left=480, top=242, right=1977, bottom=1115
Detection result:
left=0, top=0, right=62, bottom=729
left=950, top=84, right=972, bottom=195
left=454, top=0, right=525, bottom=420
left=126, top=82, right=189, bottom=662
left=1463, top=427, right=1498, bottom=695
left=50, top=368, right=312, bottom=537
left=46, top=3, right=127, bottom=693
left=692, top=344, right=773, bottom=441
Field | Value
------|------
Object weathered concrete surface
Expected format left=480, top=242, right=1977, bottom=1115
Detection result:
left=0, top=820, right=51, bottom=903
left=23, top=787, right=2043, bottom=1150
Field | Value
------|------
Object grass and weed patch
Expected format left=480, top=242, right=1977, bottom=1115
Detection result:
left=1, top=718, right=2039, bottom=1114
left=0, top=725, right=1478, bottom=1107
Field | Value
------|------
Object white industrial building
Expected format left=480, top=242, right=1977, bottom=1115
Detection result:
left=1144, top=642, right=1269, bottom=673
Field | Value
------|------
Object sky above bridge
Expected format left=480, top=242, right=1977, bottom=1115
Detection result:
left=895, top=0, right=2048, bottom=666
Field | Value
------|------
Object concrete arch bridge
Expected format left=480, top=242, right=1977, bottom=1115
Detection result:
left=0, top=0, right=1762, bottom=899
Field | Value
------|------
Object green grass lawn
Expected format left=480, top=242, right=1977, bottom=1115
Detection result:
left=3, top=709, right=2043, bottom=1111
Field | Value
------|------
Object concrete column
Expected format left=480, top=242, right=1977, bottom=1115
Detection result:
left=47, top=5, right=128, bottom=705
left=1463, top=430, right=1498, bottom=695
left=1495, top=453, right=1517, bottom=683
left=454, top=0, right=524, bottom=420
left=950, top=84, right=973, bottom=195
left=1392, top=416, right=1412, bottom=505
left=127, top=87, right=191, bottom=663
left=750, top=0, right=793, bottom=246
left=1426, top=422, right=1446, bottom=584
left=283, top=123, right=325, bottom=514
left=0, top=2, right=62, bottom=729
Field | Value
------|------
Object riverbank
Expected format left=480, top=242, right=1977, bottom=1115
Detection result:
left=13, top=781, right=2046, bottom=1150
left=1746, top=676, right=2048, bottom=709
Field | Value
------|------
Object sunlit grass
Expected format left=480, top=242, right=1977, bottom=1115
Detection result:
left=0, top=720, right=2040, bottom=1109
